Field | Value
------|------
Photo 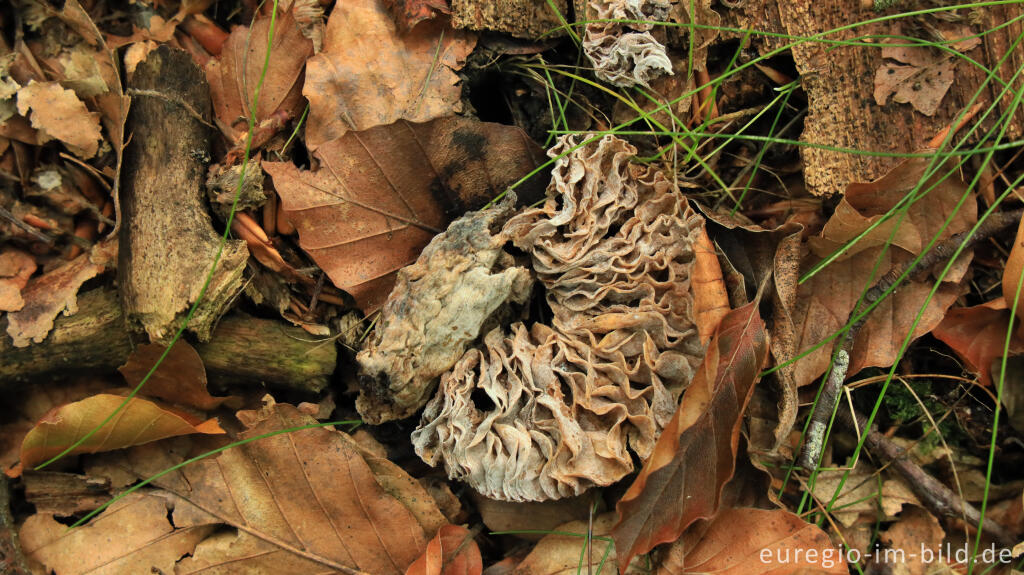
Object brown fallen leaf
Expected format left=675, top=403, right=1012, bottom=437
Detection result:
left=788, top=156, right=976, bottom=387
left=512, top=514, right=624, bottom=575
left=5, top=238, right=116, bottom=347
left=0, top=248, right=36, bottom=312
left=406, top=525, right=483, bottom=575
left=656, top=507, right=847, bottom=574
left=879, top=505, right=945, bottom=575
left=206, top=5, right=312, bottom=148
left=384, top=0, right=451, bottom=31
left=612, top=301, right=769, bottom=571
left=1002, top=209, right=1024, bottom=328
left=20, top=492, right=218, bottom=575
left=265, top=117, right=545, bottom=312
left=932, top=298, right=1024, bottom=387
left=111, top=398, right=447, bottom=574
left=15, top=393, right=224, bottom=475
left=873, top=35, right=980, bottom=117
left=302, top=0, right=475, bottom=149
left=15, top=81, right=103, bottom=158
left=118, top=341, right=233, bottom=411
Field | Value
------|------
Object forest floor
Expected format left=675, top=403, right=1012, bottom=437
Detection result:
left=1, top=0, right=1024, bottom=574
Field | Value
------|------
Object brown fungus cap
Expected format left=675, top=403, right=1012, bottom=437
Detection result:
left=412, top=135, right=711, bottom=501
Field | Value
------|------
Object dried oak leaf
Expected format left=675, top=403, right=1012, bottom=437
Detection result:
left=412, top=135, right=724, bottom=501
left=873, top=34, right=979, bottom=117
left=303, top=0, right=475, bottom=150
left=265, top=117, right=545, bottom=313
left=656, top=507, right=847, bottom=574
left=611, top=301, right=769, bottom=570
left=206, top=5, right=312, bottom=147
left=787, top=157, right=976, bottom=387
left=357, top=196, right=533, bottom=423
left=15, top=80, right=103, bottom=158
left=582, top=0, right=673, bottom=88
left=104, top=398, right=448, bottom=574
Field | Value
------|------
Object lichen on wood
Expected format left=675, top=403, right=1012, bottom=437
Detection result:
left=411, top=135, right=714, bottom=501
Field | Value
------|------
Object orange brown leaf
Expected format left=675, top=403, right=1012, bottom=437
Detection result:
left=656, top=507, right=847, bottom=574
left=932, top=298, right=1024, bottom=387
left=405, top=524, right=482, bottom=575
left=302, top=0, right=475, bottom=149
left=17, top=393, right=224, bottom=474
left=264, top=117, right=544, bottom=312
left=612, top=301, right=769, bottom=570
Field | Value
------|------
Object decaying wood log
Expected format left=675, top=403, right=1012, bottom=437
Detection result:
left=0, top=289, right=335, bottom=394
left=721, top=0, right=1024, bottom=196
left=119, top=45, right=248, bottom=341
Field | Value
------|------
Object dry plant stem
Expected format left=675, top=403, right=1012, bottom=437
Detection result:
left=0, top=289, right=334, bottom=393
left=838, top=407, right=1015, bottom=547
left=0, top=475, right=32, bottom=575
left=798, top=207, right=1024, bottom=471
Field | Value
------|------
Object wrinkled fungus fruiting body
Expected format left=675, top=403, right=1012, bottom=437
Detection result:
left=412, top=135, right=710, bottom=501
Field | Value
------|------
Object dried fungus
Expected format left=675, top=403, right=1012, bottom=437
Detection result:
left=356, top=198, right=533, bottom=424
left=581, top=0, right=673, bottom=88
left=411, top=135, right=713, bottom=501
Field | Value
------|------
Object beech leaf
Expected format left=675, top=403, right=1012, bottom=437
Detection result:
left=612, top=301, right=769, bottom=570
left=303, top=0, right=475, bottom=149
left=15, top=80, right=103, bottom=158
left=264, top=117, right=544, bottom=312
left=206, top=6, right=312, bottom=146
left=17, top=393, right=225, bottom=473
left=656, top=507, right=847, bottom=574
left=405, top=524, right=483, bottom=575
left=932, top=298, right=1024, bottom=387
left=118, top=341, right=233, bottom=411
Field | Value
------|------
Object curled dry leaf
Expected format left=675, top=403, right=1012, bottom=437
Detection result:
left=611, top=301, right=769, bottom=570
left=265, top=117, right=545, bottom=313
left=5, top=238, right=116, bottom=347
left=406, top=524, right=483, bottom=575
left=357, top=197, right=533, bottom=423
left=582, top=0, right=673, bottom=88
left=412, top=134, right=727, bottom=501
left=303, top=0, right=475, bottom=149
left=15, top=80, right=103, bottom=158
left=15, top=393, right=224, bottom=475
left=0, top=248, right=36, bottom=312
left=656, top=507, right=847, bottom=574
left=788, top=156, right=976, bottom=387
left=206, top=5, right=312, bottom=147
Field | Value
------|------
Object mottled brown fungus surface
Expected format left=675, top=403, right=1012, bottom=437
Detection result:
left=411, top=135, right=712, bottom=501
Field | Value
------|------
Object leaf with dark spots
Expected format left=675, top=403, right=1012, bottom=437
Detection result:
left=264, top=117, right=545, bottom=312
left=611, top=301, right=769, bottom=571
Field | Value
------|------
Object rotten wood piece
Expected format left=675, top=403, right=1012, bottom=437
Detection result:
left=119, top=45, right=248, bottom=341
left=721, top=0, right=1024, bottom=196
left=0, top=289, right=335, bottom=394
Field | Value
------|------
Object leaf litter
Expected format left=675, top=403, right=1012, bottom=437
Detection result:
left=1, top=0, right=1023, bottom=573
